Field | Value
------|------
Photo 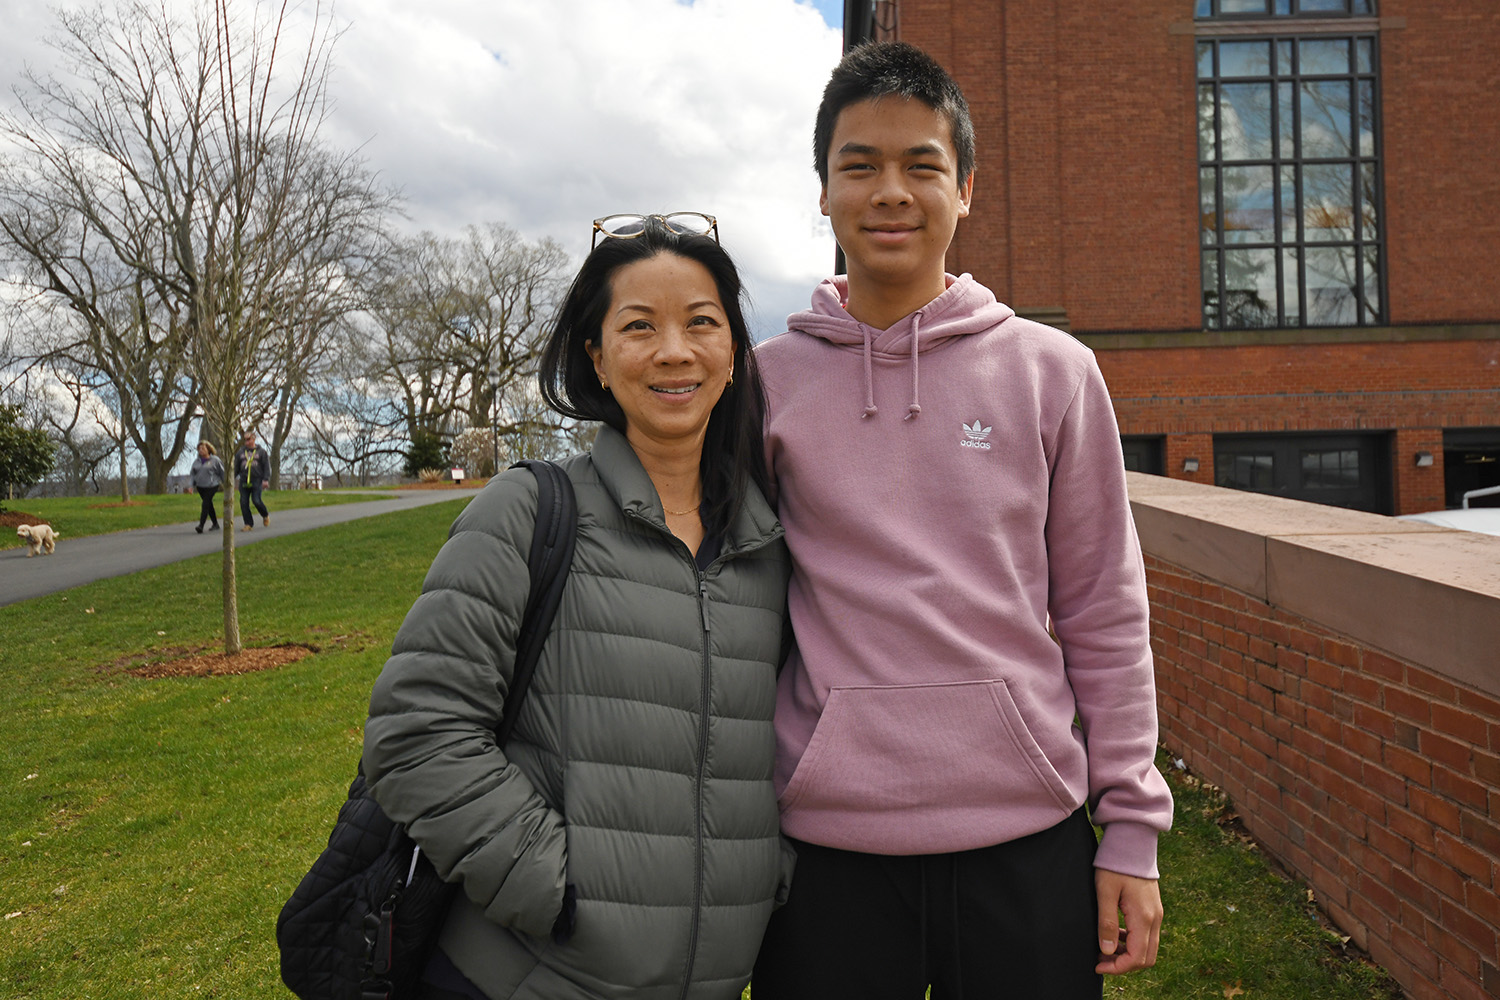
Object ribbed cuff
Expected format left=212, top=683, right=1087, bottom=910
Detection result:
left=1093, top=820, right=1160, bottom=880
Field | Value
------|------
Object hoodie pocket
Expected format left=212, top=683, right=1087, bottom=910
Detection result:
left=777, top=679, right=1077, bottom=817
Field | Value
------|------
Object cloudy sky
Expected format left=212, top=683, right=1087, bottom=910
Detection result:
left=1, top=0, right=846, bottom=340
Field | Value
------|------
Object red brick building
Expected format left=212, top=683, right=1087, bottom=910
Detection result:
left=847, top=0, right=1500, bottom=514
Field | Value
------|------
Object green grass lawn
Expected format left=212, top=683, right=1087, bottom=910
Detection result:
left=0, top=499, right=465, bottom=998
left=1108, top=757, right=1400, bottom=1000
left=0, top=500, right=1401, bottom=999
left=1, top=491, right=384, bottom=549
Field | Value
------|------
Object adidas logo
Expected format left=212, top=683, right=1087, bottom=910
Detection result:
left=960, top=419, right=992, bottom=450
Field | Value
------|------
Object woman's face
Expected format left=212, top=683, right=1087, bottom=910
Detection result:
left=586, top=253, right=735, bottom=457
left=198, top=443, right=209, bottom=459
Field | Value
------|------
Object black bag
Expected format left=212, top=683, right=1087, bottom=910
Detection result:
left=276, top=460, right=578, bottom=1000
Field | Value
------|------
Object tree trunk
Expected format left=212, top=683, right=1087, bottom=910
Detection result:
left=222, top=478, right=241, bottom=655
left=128, top=388, right=196, bottom=494
left=137, top=425, right=185, bottom=495
left=142, top=444, right=167, bottom=495
left=268, top=437, right=282, bottom=491
left=270, top=382, right=296, bottom=490
left=118, top=436, right=129, bottom=503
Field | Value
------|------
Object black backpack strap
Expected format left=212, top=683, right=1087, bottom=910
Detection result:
left=496, top=460, right=578, bottom=747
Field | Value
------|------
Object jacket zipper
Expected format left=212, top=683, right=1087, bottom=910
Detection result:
left=678, top=570, right=711, bottom=1000
left=625, top=506, right=771, bottom=998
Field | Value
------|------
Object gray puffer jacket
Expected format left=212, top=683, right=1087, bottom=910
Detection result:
left=363, top=426, right=791, bottom=1000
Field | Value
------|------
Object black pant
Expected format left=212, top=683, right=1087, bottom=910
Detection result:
left=752, top=809, right=1102, bottom=1000
left=196, top=486, right=220, bottom=529
left=240, top=481, right=268, bottom=526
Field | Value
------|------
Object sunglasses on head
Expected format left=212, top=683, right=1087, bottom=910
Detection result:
left=591, top=212, right=719, bottom=249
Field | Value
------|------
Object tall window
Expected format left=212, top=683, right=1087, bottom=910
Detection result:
left=1196, top=1, right=1383, bottom=329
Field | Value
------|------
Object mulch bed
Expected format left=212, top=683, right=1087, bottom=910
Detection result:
left=0, top=510, right=49, bottom=529
left=395, top=480, right=489, bottom=490
left=126, top=643, right=313, bottom=679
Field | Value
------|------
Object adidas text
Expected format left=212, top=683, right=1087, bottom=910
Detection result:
left=960, top=419, right=993, bottom=451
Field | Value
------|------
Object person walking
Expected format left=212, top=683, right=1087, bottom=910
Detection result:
left=232, top=430, right=271, bottom=531
left=190, top=441, right=225, bottom=533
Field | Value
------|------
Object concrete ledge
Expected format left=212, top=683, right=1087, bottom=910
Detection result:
left=1128, top=472, right=1500, bottom=696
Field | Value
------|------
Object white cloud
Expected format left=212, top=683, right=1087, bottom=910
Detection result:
left=310, top=0, right=843, bottom=335
left=0, top=0, right=843, bottom=338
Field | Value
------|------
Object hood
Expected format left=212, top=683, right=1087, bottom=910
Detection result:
left=786, top=273, right=1015, bottom=419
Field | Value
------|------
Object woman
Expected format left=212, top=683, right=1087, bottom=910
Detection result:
left=190, top=441, right=225, bottom=533
left=363, top=214, right=791, bottom=1000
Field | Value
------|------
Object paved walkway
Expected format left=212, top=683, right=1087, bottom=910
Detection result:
left=0, top=488, right=483, bottom=608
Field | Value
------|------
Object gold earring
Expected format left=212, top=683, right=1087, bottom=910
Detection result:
left=599, top=376, right=608, bottom=389
left=726, top=369, right=734, bottom=387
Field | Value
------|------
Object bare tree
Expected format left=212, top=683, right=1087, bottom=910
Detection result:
left=0, top=2, right=217, bottom=493
left=183, top=0, right=392, bottom=652
left=2, top=0, right=394, bottom=653
left=260, top=149, right=394, bottom=488
left=301, top=322, right=409, bottom=484
left=366, top=223, right=568, bottom=461
left=448, top=224, right=567, bottom=431
left=0, top=208, right=200, bottom=494
left=0, top=307, right=126, bottom=498
left=35, top=357, right=120, bottom=496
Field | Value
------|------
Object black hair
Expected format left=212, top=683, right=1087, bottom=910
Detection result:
left=813, top=41, right=975, bottom=190
left=538, top=217, right=769, bottom=538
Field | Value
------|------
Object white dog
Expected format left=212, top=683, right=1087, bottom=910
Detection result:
left=16, top=523, right=59, bottom=557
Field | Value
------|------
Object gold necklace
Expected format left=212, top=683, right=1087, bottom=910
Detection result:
left=665, top=500, right=700, bottom=516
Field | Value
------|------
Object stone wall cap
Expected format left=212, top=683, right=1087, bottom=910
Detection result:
left=1128, top=473, right=1500, bottom=695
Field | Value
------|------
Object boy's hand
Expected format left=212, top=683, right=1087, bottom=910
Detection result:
left=1095, top=868, right=1163, bottom=975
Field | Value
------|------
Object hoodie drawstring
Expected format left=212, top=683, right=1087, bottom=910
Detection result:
left=858, top=310, right=925, bottom=420
left=861, top=324, right=879, bottom=418
left=905, top=310, right=923, bottom=420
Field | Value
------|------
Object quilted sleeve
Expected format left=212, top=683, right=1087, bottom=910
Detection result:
left=362, top=469, right=567, bottom=938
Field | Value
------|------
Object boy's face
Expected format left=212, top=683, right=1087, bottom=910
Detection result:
left=819, top=97, right=972, bottom=299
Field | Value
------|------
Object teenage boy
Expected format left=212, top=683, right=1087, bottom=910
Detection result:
left=752, top=42, right=1173, bottom=998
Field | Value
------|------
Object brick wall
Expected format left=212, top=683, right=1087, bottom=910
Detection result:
left=1133, top=476, right=1500, bottom=1000
left=890, top=1, right=1500, bottom=517
left=1382, top=1, right=1500, bottom=325
left=900, top=1, right=1500, bottom=333
left=1394, top=427, right=1447, bottom=514
left=1092, top=335, right=1500, bottom=514
left=906, top=0, right=1203, bottom=331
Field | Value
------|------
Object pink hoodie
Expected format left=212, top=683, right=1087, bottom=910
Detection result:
left=757, top=273, right=1172, bottom=879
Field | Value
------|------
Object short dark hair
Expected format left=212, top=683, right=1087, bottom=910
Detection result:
left=813, top=41, right=975, bottom=190
left=538, top=218, right=769, bottom=537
